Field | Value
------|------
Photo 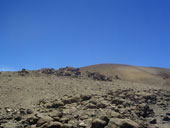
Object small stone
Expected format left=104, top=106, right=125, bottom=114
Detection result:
left=15, top=116, right=22, bottom=121
left=26, top=109, right=33, bottom=114
left=150, top=118, right=157, bottom=124
left=26, top=117, right=38, bottom=125
left=79, top=121, right=87, bottom=127
left=97, top=101, right=108, bottom=108
left=81, top=94, right=91, bottom=101
left=60, top=117, right=69, bottom=123
left=6, top=108, right=12, bottom=112
left=166, top=112, right=170, bottom=116
left=74, top=114, right=79, bottom=118
left=163, top=116, right=170, bottom=121
left=87, top=103, right=96, bottom=109
left=111, top=98, right=126, bottom=105
left=19, top=108, right=26, bottom=115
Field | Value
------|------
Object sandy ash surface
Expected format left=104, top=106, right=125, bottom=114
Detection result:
left=0, top=68, right=170, bottom=128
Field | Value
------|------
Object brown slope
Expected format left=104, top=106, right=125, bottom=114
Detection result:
left=80, top=64, right=170, bottom=86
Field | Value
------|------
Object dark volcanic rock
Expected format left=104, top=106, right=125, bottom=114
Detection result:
left=85, top=71, right=112, bottom=81
left=40, top=68, right=57, bottom=75
left=36, top=116, right=53, bottom=127
left=91, top=118, right=106, bottom=128
left=150, top=118, right=157, bottom=124
left=18, top=69, right=29, bottom=76
left=163, top=116, right=170, bottom=121
left=57, top=67, right=81, bottom=77
left=136, top=103, right=154, bottom=118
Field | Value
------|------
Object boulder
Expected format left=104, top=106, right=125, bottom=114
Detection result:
left=91, top=118, right=107, bottom=128
left=106, top=118, right=139, bottom=128
left=36, top=116, right=53, bottom=127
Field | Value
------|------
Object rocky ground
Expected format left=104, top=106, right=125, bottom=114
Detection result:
left=0, top=67, right=170, bottom=128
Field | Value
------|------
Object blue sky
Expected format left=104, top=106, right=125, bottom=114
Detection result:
left=0, top=0, right=170, bottom=71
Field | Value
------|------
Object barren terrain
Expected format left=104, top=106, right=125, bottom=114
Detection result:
left=0, top=64, right=170, bottom=128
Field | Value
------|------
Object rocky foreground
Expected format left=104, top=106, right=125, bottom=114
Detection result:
left=0, top=67, right=170, bottom=128
left=0, top=88, right=170, bottom=128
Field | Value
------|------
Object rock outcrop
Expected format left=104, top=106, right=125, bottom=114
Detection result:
left=37, top=67, right=113, bottom=81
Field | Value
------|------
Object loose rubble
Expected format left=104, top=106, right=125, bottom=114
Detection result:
left=0, top=89, right=170, bottom=128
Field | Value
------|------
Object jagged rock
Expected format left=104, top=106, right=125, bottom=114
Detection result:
left=89, top=98, right=98, bottom=105
left=86, top=103, right=97, bottom=109
left=81, top=94, right=91, bottom=101
left=97, top=101, right=108, bottom=109
left=150, top=118, right=157, bottom=124
left=106, top=110, right=120, bottom=118
left=111, top=98, right=126, bottom=105
left=38, top=66, right=113, bottom=82
left=26, top=109, right=33, bottom=114
left=19, top=108, right=27, bottom=115
left=79, top=121, right=88, bottom=127
left=14, top=116, right=22, bottom=121
left=143, top=94, right=157, bottom=104
left=91, top=118, right=107, bottom=128
left=136, top=103, right=154, bottom=118
left=40, top=68, right=57, bottom=75
left=163, top=116, right=170, bottom=121
left=166, top=112, right=170, bottom=116
left=57, top=67, right=81, bottom=77
left=26, top=117, right=39, bottom=125
left=60, top=117, right=69, bottom=123
left=106, top=118, right=139, bottom=128
left=36, top=116, right=53, bottom=127
left=100, top=116, right=110, bottom=126
left=86, top=71, right=112, bottom=81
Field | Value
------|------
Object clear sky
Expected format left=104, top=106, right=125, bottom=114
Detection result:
left=0, top=0, right=170, bottom=71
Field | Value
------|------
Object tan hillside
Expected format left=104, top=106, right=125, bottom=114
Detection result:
left=80, top=64, right=170, bottom=86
